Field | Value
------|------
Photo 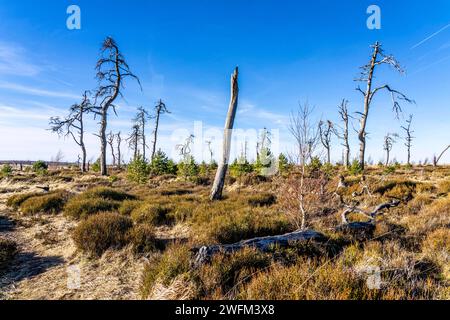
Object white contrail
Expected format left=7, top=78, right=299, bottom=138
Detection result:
left=411, top=23, right=450, bottom=49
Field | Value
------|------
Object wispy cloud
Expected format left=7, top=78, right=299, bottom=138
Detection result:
left=0, top=42, right=41, bottom=76
left=411, top=23, right=450, bottom=49
left=0, top=82, right=79, bottom=99
left=238, top=101, right=289, bottom=126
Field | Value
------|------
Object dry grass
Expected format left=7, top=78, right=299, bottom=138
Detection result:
left=2, top=166, right=449, bottom=300
left=140, top=243, right=191, bottom=299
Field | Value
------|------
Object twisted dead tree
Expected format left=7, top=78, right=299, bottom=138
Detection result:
left=401, top=115, right=414, bottom=166
left=49, top=91, right=91, bottom=172
left=336, top=199, right=401, bottom=237
left=383, top=133, right=399, bottom=166
left=134, top=106, right=150, bottom=161
left=356, top=42, right=414, bottom=170
left=336, top=99, right=351, bottom=168
left=151, top=99, right=170, bottom=161
left=433, top=145, right=450, bottom=166
left=319, top=120, right=335, bottom=164
left=91, top=37, right=141, bottom=176
left=210, top=67, right=239, bottom=201
left=107, top=131, right=116, bottom=167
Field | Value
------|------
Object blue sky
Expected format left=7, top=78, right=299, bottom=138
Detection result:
left=0, top=0, right=449, bottom=164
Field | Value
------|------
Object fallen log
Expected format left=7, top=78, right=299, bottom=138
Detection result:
left=191, top=229, right=327, bottom=265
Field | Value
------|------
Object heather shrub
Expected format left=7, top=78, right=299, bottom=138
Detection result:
left=7, top=192, right=43, bottom=209
left=129, top=225, right=160, bottom=254
left=247, top=193, right=276, bottom=207
left=130, top=202, right=174, bottom=225
left=64, top=187, right=134, bottom=219
left=20, top=191, right=69, bottom=215
left=65, top=198, right=120, bottom=219
left=197, top=248, right=271, bottom=298
left=72, top=212, right=133, bottom=257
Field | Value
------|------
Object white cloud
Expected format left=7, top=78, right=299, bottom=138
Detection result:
left=0, top=42, right=41, bottom=76
left=0, top=82, right=79, bottom=99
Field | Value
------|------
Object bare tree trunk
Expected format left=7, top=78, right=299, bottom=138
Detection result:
left=359, top=44, right=379, bottom=171
left=116, top=132, right=122, bottom=169
left=434, top=145, right=450, bottom=166
left=210, top=67, right=239, bottom=201
left=100, top=112, right=108, bottom=175
left=81, top=144, right=87, bottom=173
left=108, top=132, right=116, bottom=167
left=339, top=100, right=350, bottom=168
left=151, top=113, right=160, bottom=161
left=142, top=120, right=146, bottom=161
left=80, top=110, right=87, bottom=173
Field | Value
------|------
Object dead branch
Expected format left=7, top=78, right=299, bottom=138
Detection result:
left=340, top=199, right=400, bottom=224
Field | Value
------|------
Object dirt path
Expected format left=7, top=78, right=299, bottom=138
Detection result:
left=0, top=180, right=145, bottom=300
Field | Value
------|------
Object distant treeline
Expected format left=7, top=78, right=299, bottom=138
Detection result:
left=0, top=161, right=76, bottom=167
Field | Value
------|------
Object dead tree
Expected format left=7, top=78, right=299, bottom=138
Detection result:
left=107, top=131, right=116, bottom=167
left=433, top=145, right=450, bottom=166
left=116, top=131, right=122, bottom=169
left=318, top=120, right=334, bottom=164
left=192, top=230, right=326, bottom=265
left=336, top=200, right=400, bottom=238
left=127, top=124, right=141, bottom=161
left=210, top=67, right=239, bottom=201
left=337, top=99, right=351, bottom=168
left=356, top=42, right=414, bottom=170
left=134, top=106, right=150, bottom=161
left=401, top=114, right=414, bottom=166
left=49, top=91, right=91, bottom=172
left=383, top=133, right=398, bottom=166
left=205, top=140, right=214, bottom=164
left=151, top=100, right=170, bottom=161
left=287, top=102, right=320, bottom=230
left=91, top=37, right=141, bottom=176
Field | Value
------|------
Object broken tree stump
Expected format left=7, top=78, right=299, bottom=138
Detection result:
left=191, top=229, right=327, bottom=265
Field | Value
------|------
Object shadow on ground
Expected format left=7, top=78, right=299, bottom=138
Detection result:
left=0, top=215, right=15, bottom=232
left=0, top=252, right=64, bottom=286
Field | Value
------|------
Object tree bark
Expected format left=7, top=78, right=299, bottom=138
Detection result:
left=210, top=67, right=239, bottom=201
